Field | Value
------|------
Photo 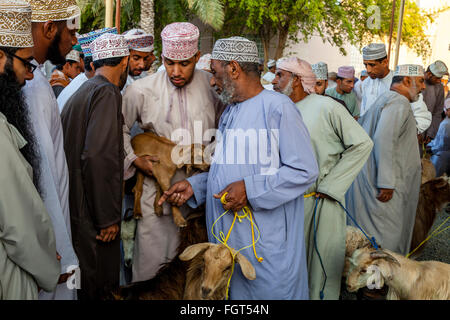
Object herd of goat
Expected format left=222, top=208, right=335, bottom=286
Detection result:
left=116, top=132, right=450, bottom=300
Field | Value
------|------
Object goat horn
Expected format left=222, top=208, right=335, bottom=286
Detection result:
left=370, top=250, right=401, bottom=266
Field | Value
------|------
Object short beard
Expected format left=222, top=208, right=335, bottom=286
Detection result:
left=218, top=73, right=235, bottom=106
left=0, top=57, right=42, bottom=195
left=46, top=29, right=66, bottom=65
left=409, top=81, right=420, bottom=102
left=281, top=77, right=294, bottom=97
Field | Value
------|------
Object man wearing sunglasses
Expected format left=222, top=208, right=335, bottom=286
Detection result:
left=0, top=0, right=61, bottom=300
left=21, top=0, right=81, bottom=300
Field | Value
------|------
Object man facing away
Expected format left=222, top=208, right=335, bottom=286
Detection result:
left=346, top=64, right=425, bottom=256
left=22, top=0, right=80, bottom=300
left=0, top=0, right=60, bottom=300
left=61, top=33, right=130, bottom=300
left=159, top=37, right=319, bottom=299
left=272, top=57, right=373, bottom=300
left=121, top=22, right=219, bottom=283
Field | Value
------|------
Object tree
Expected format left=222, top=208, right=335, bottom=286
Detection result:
left=219, top=0, right=446, bottom=64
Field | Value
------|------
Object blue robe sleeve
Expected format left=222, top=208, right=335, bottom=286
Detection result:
left=244, top=101, right=319, bottom=211
left=186, top=172, right=209, bottom=208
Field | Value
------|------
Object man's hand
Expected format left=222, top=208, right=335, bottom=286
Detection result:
left=158, top=180, right=194, bottom=207
left=133, top=155, right=159, bottom=177
left=315, top=192, right=335, bottom=201
left=424, top=136, right=432, bottom=144
left=213, top=180, right=248, bottom=212
left=96, top=224, right=119, bottom=242
left=376, top=188, right=394, bottom=203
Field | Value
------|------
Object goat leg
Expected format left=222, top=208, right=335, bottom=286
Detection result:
left=172, top=206, right=187, bottom=228
left=154, top=183, right=164, bottom=217
left=132, top=172, right=145, bottom=219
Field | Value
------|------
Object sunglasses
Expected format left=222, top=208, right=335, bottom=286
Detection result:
left=7, top=52, right=37, bottom=73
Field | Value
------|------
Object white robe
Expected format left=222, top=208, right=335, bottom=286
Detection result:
left=411, top=94, right=432, bottom=134
left=57, top=72, right=88, bottom=113
left=360, top=70, right=393, bottom=116
left=22, top=62, right=79, bottom=300
left=122, top=69, right=218, bottom=282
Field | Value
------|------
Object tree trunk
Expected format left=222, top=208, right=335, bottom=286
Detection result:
left=140, top=0, right=154, bottom=35
left=274, top=25, right=289, bottom=60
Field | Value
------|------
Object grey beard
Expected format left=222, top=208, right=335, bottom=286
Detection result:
left=281, top=77, right=294, bottom=97
left=218, top=76, right=235, bottom=105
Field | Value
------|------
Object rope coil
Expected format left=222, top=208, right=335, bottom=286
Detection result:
left=211, top=192, right=263, bottom=299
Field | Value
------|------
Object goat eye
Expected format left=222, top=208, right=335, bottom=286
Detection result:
left=224, top=265, right=232, bottom=272
left=360, top=268, right=367, bottom=274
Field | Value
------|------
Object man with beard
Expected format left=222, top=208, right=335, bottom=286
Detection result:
left=22, top=0, right=80, bottom=300
left=61, top=33, right=130, bottom=300
left=346, top=64, right=425, bottom=257
left=122, top=29, right=155, bottom=91
left=422, top=60, right=448, bottom=143
left=272, top=57, right=372, bottom=300
left=159, top=37, right=319, bottom=299
left=121, top=22, right=219, bottom=284
left=57, top=28, right=118, bottom=112
left=0, top=0, right=60, bottom=299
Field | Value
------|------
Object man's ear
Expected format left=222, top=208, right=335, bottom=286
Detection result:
left=292, top=74, right=302, bottom=87
left=194, top=51, right=201, bottom=63
left=42, top=21, right=58, bottom=41
left=229, top=60, right=240, bottom=79
left=403, top=76, right=412, bottom=87
left=0, top=50, right=6, bottom=73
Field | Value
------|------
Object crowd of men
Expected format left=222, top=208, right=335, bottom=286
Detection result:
left=0, top=0, right=449, bottom=301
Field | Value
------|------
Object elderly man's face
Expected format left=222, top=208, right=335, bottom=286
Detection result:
left=407, top=75, right=426, bottom=102
left=315, top=79, right=328, bottom=95
left=272, top=68, right=294, bottom=95
left=163, top=51, right=199, bottom=88
left=210, top=59, right=236, bottom=105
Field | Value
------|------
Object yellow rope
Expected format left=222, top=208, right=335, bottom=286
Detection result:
left=406, top=215, right=450, bottom=259
left=211, top=192, right=263, bottom=299
left=304, top=192, right=316, bottom=198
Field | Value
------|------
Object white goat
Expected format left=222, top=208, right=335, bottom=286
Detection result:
left=346, top=246, right=450, bottom=300
left=179, top=242, right=256, bottom=300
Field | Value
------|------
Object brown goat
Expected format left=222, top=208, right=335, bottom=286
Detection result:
left=179, top=243, right=256, bottom=300
left=421, top=158, right=436, bottom=184
left=114, top=211, right=208, bottom=300
left=409, top=175, right=450, bottom=258
left=131, top=132, right=209, bottom=227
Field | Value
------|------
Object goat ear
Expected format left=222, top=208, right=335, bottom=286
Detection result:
left=179, top=243, right=212, bottom=261
left=370, top=250, right=400, bottom=267
left=235, top=252, right=256, bottom=280
left=434, top=177, right=448, bottom=189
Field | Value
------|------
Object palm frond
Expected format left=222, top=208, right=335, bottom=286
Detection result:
left=186, top=0, right=224, bottom=30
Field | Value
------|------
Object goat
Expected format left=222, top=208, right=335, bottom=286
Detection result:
left=346, top=246, right=450, bottom=300
left=421, top=157, right=436, bottom=184
left=343, top=226, right=373, bottom=277
left=179, top=243, right=256, bottom=300
left=114, top=211, right=208, bottom=300
left=410, top=175, right=450, bottom=258
left=131, top=132, right=209, bottom=227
